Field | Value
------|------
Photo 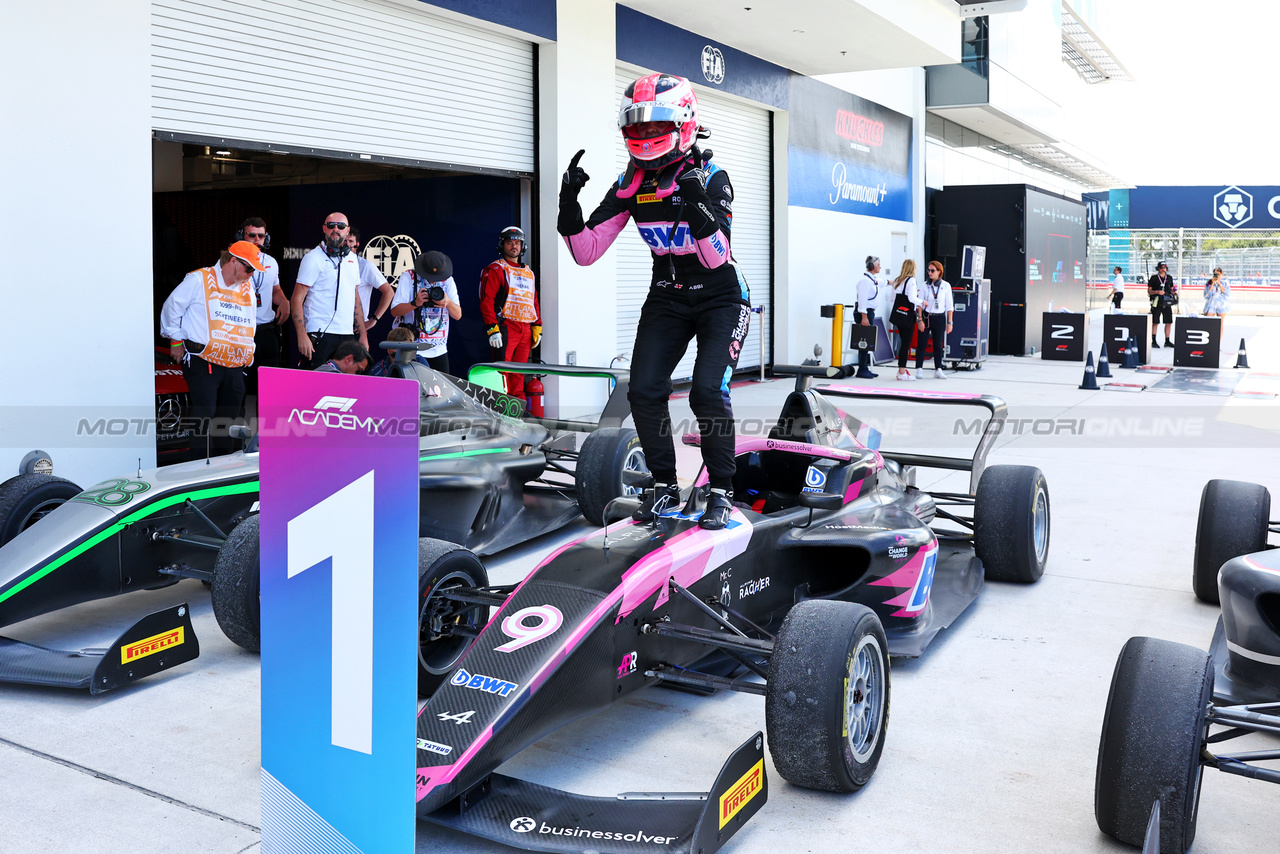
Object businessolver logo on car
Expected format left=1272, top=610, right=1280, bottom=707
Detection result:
left=507, top=816, right=678, bottom=845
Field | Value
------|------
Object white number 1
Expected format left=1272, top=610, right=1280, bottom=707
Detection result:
left=287, top=470, right=375, bottom=754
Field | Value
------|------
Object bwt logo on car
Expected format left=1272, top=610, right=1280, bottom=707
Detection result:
left=288, top=396, right=384, bottom=433
left=451, top=668, right=518, bottom=696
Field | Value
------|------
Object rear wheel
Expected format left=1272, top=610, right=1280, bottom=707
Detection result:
left=1193, top=479, right=1270, bottom=605
left=211, top=515, right=261, bottom=652
left=1095, top=636, right=1212, bottom=854
left=575, top=427, right=647, bottom=527
left=974, top=465, right=1050, bottom=583
left=765, top=600, right=889, bottom=792
left=0, top=474, right=83, bottom=545
left=419, top=538, right=490, bottom=699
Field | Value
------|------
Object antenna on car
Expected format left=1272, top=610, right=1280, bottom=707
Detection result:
left=137, top=458, right=142, bottom=479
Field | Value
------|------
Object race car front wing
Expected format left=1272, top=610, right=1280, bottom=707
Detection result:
left=0, top=602, right=199, bottom=693
left=420, top=731, right=766, bottom=854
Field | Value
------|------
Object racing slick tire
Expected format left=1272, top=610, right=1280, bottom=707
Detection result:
left=1095, top=636, right=1212, bottom=854
left=575, top=427, right=647, bottom=527
left=974, top=465, right=1050, bottom=584
left=765, top=600, right=890, bottom=792
left=419, top=538, right=490, bottom=699
left=0, top=474, right=83, bottom=546
left=211, top=515, right=261, bottom=652
left=1193, top=479, right=1270, bottom=605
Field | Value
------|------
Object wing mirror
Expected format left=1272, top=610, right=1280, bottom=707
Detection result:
left=798, top=491, right=843, bottom=512
left=603, top=496, right=642, bottom=525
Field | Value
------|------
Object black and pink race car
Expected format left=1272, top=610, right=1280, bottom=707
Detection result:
left=410, top=365, right=1050, bottom=853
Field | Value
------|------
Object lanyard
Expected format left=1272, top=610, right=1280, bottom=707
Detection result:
left=928, top=280, right=942, bottom=309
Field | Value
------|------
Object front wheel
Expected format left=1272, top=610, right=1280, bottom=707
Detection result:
left=575, top=427, right=647, bottom=527
left=418, top=538, right=490, bottom=699
left=0, top=474, right=83, bottom=545
left=1192, top=479, right=1270, bottom=605
left=765, top=600, right=890, bottom=792
left=211, top=515, right=261, bottom=652
left=974, top=465, right=1050, bottom=583
left=1095, top=636, right=1212, bottom=854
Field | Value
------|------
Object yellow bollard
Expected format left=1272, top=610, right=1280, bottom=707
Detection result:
left=830, top=303, right=844, bottom=367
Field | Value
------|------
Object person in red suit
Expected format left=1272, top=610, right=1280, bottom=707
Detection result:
left=479, top=226, right=541, bottom=400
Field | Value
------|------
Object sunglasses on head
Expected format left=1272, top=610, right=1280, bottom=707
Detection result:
left=325, top=221, right=348, bottom=230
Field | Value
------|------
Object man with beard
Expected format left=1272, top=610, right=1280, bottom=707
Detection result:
left=291, top=213, right=368, bottom=368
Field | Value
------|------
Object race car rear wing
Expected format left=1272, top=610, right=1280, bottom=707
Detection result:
left=0, top=603, right=199, bottom=693
left=773, top=365, right=1006, bottom=494
left=421, top=731, right=766, bottom=854
left=469, top=362, right=632, bottom=432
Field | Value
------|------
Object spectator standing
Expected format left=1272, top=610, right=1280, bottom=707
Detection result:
left=1147, top=261, right=1176, bottom=348
left=915, top=260, right=954, bottom=379
left=313, top=340, right=371, bottom=374
left=888, top=259, right=920, bottom=381
left=160, top=241, right=264, bottom=455
left=557, top=72, right=749, bottom=530
left=291, top=213, right=368, bottom=368
left=480, top=227, right=541, bottom=399
left=390, top=250, right=462, bottom=373
left=239, top=217, right=287, bottom=401
left=854, top=256, right=882, bottom=379
left=1108, top=266, right=1125, bottom=313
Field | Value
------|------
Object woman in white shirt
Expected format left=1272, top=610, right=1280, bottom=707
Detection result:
left=915, top=260, right=954, bottom=379
left=888, top=259, right=921, bottom=381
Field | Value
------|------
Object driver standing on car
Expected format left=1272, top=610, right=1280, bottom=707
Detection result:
left=161, top=241, right=265, bottom=456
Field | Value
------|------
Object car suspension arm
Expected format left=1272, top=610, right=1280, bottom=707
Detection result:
left=439, top=586, right=513, bottom=608
left=183, top=499, right=228, bottom=540
left=648, top=666, right=767, bottom=696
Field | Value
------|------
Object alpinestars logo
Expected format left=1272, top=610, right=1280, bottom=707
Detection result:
left=288, top=396, right=382, bottom=433
left=1214, top=186, right=1253, bottom=228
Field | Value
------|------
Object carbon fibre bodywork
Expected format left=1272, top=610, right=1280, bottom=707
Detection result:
left=413, top=377, right=1020, bottom=850
left=0, top=361, right=630, bottom=690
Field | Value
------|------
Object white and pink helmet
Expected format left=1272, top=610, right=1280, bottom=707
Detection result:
left=618, top=73, right=700, bottom=169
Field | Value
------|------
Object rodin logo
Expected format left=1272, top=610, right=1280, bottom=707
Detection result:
left=1214, top=186, right=1253, bottom=228
left=701, top=45, right=725, bottom=84
left=363, top=233, right=420, bottom=282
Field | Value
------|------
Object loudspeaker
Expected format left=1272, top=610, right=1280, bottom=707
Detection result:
left=937, top=224, right=958, bottom=258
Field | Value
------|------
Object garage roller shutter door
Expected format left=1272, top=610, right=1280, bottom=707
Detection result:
left=152, top=0, right=534, bottom=174
left=614, top=64, right=772, bottom=380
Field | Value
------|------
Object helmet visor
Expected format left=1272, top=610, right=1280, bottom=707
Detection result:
left=618, top=102, right=693, bottom=130
left=621, top=120, right=678, bottom=140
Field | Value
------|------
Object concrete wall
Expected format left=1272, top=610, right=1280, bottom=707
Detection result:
left=0, top=0, right=154, bottom=486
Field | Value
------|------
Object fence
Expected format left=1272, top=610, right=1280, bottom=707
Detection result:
left=1086, top=228, right=1280, bottom=315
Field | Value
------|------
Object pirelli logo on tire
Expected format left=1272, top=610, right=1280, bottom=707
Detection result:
left=121, top=627, right=185, bottom=664
left=718, top=759, right=764, bottom=828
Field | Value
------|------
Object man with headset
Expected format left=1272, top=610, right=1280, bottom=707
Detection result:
left=479, top=226, right=541, bottom=401
left=291, top=212, right=368, bottom=369
left=237, top=217, right=287, bottom=399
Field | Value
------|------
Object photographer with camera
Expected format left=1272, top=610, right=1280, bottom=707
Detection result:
left=1147, top=260, right=1177, bottom=348
left=390, top=250, right=461, bottom=373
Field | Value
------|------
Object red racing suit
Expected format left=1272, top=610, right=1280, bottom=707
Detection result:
left=479, top=257, right=541, bottom=400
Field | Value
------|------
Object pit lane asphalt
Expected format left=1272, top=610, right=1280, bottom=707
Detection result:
left=2, top=311, right=1277, bottom=854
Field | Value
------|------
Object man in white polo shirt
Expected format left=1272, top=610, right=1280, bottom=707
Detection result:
left=239, top=217, right=287, bottom=400
left=291, top=212, right=368, bottom=368
left=160, top=240, right=264, bottom=456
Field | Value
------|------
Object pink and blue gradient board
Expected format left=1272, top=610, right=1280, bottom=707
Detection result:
left=258, top=367, right=420, bottom=854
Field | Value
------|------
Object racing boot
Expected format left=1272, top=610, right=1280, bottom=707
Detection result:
left=633, top=481, right=682, bottom=522
left=699, top=488, right=734, bottom=530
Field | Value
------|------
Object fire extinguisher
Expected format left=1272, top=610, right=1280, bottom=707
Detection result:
left=526, top=374, right=545, bottom=418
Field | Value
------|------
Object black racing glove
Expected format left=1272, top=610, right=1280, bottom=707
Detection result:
left=557, top=149, right=589, bottom=236
left=677, top=166, right=719, bottom=240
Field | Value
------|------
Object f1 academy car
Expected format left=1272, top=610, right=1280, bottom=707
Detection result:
left=1094, top=478, right=1280, bottom=854
left=409, top=365, right=1050, bottom=852
left=0, top=356, right=644, bottom=692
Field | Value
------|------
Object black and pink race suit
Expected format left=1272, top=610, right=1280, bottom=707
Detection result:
left=560, top=161, right=750, bottom=491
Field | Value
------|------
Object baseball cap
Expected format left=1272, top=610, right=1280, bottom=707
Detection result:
left=228, top=240, right=266, bottom=272
left=415, top=250, right=453, bottom=283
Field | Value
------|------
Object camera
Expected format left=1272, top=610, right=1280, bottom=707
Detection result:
left=420, top=285, right=446, bottom=305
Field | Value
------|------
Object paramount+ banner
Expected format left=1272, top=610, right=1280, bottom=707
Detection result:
left=787, top=74, right=912, bottom=222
